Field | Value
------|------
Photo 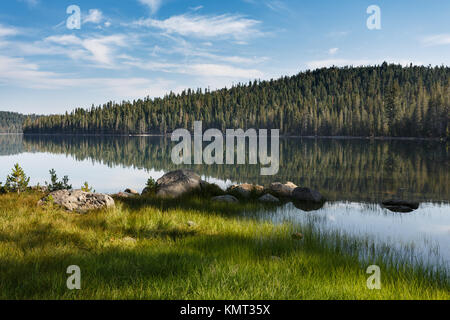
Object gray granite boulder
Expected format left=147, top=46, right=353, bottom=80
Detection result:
left=258, top=194, right=280, bottom=203
left=40, top=189, right=115, bottom=213
left=268, top=182, right=297, bottom=197
left=156, top=170, right=202, bottom=198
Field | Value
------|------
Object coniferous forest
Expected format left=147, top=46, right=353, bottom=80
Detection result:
left=21, top=64, right=450, bottom=138
left=0, top=112, right=30, bottom=133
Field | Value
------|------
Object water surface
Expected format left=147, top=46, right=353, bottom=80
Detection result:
left=0, top=134, right=448, bottom=268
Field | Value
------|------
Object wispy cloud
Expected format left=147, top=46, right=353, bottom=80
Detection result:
left=45, top=34, right=127, bottom=66
left=422, top=34, right=450, bottom=46
left=0, top=25, right=20, bottom=37
left=328, top=48, right=339, bottom=55
left=138, top=0, right=162, bottom=14
left=83, top=9, right=104, bottom=24
left=132, top=14, right=262, bottom=40
left=17, top=0, right=39, bottom=7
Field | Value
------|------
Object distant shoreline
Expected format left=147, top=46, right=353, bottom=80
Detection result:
left=0, top=132, right=445, bottom=142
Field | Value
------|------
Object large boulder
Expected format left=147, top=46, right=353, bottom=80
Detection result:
left=155, top=170, right=202, bottom=198
left=227, top=184, right=264, bottom=198
left=40, top=190, right=115, bottom=213
left=268, top=182, right=297, bottom=197
left=292, top=187, right=325, bottom=203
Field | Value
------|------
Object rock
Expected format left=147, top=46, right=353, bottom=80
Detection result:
left=227, top=183, right=264, bottom=198
left=293, top=200, right=325, bottom=212
left=155, top=170, right=202, bottom=198
left=269, top=182, right=297, bottom=197
left=383, top=205, right=415, bottom=213
left=382, top=199, right=419, bottom=210
left=271, top=256, right=281, bottom=261
left=112, top=192, right=134, bottom=198
left=292, top=187, right=325, bottom=203
left=124, top=188, right=139, bottom=195
left=122, top=236, right=137, bottom=243
left=258, top=194, right=280, bottom=203
left=187, top=221, right=198, bottom=227
left=200, top=180, right=225, bottom=196
left=211, top=195, right=239, bottom=203
left=291, top=232, right=304, bottom=240
left=40, top=189, right=115, bottom=213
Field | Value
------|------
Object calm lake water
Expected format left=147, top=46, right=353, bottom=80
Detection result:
left=1, top=134, right=449, bottom=269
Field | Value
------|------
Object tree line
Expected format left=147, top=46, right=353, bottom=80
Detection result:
left=22, top=63, right=450, bottom=138
left=0, top=111, right=41, bottom=133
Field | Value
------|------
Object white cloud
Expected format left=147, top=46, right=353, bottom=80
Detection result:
left=138, top=0, right=162, bottom=14
left=0, top=54, right=175, bottom=100
left=45, top=34, right=127, bottom=65
left=422, top=34, right=450, bottom=46
left=83, top=9, right=103, bottom=24
left=0, top=25, right=20, bottom=37
left=328, top=47, right=339, bottom=55
left=133, top=14, right=262, bottom=40
left=17, top=0, right=39, bottom=7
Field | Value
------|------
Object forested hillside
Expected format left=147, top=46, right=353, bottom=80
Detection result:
left=0, top=112, right=26, bottom=133
left=23, top=63, right=449, bottom=138
left=0, top=111, right=41, bottom=133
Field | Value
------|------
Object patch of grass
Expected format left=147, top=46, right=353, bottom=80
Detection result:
left=0, top=191, right=448, bottom=300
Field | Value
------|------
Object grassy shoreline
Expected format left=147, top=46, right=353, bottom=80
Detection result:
left=0, top=191, right=448, bottom=300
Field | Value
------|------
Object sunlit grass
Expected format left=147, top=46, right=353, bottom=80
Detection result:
left=0, top=191, right=448, bottom=300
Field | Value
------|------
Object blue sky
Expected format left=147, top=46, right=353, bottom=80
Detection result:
left=0, top=0, right=449, bottom=114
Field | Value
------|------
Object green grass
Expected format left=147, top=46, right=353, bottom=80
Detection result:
left=0, top=191, right=448, bottom=300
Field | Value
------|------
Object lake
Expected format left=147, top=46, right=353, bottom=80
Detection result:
left=1, top=134, right=449, bottom=269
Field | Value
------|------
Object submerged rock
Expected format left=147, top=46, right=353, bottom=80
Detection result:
left=292, top=200, right=325, bottom=212
left=155, top=170, right=202, bottom=198
left=258, top=194, right=280, bottom=203
left=383, top=205, right=415, bottom=213
left=40, top=189, right=115, bottom=213
left=292, top=187, right=325, bottom=203
left=382, top=199, right=419, bottom=210
left=268, top=182, right=297, bottom=197
left=211, top=195, right=239, bottom=203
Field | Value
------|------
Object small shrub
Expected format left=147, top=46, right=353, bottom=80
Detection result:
left=143, top=177, right=158, bottom=195
left=0, top=182, right=6, bottom=195
left=81, top=182, right=95, bottom=193
left=5, top=163, right=30, bottom=194
left=46, top=169, right=72, bottom=192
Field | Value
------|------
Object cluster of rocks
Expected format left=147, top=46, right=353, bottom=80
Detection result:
left=140, top=170, right=326, bottom=207
left=35, top=170, right=419, bottom=214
